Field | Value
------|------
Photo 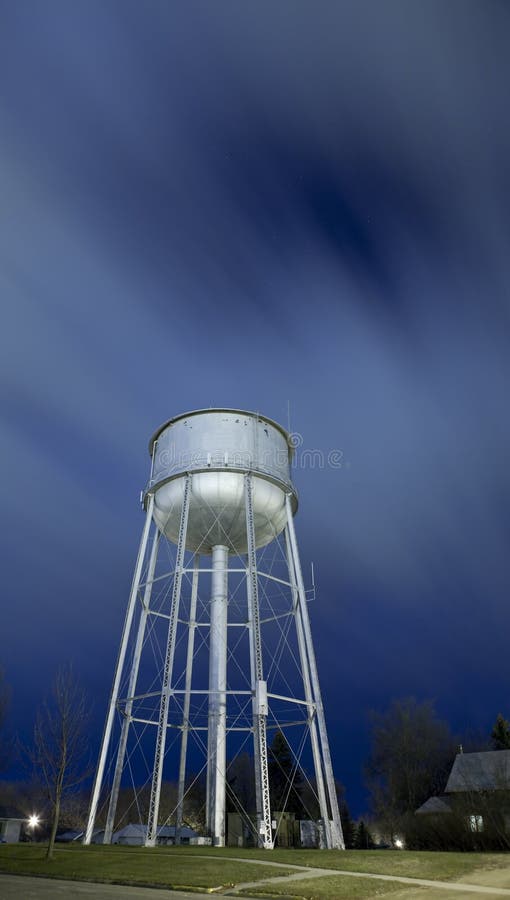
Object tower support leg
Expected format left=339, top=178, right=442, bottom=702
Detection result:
left=285, top=529, right=331, bottom=847
left=206, top=544, right=228, bottom=846
left=245, top=474, right=273, bottom=850
left=146, top=475, right=191, bottom=847
left=285, top=526, right=332, bottom=848
left=84, top=493, right=155, bottom=845
left=285, top=494, right=344, bottom=849
left=175, top=553, right=200, bottom=845
left=103, top=530, right=161, bottom=843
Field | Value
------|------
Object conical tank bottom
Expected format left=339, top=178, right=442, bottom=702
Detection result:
left=153, top=471, right=288, bottom=553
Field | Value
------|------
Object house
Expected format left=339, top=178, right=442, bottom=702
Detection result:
left=415, top=749, right=510, bottom=848
left=0, top=806, right=26, bottom=843
left=56, top=829, right=83, bottom=842
left=112, top=823, right=197, bottom=845
left=56, top=829, right=104, bottom=843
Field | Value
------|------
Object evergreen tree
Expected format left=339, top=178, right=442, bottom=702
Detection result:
left=354, top=820, right=374, bottom=849
left=226, top=752, right=256, bottom=815
left=268, top=730, right=304, bottom=816
left=339, top=797, right=356, bottom=849
left=491, top=714, right=510, bottom=750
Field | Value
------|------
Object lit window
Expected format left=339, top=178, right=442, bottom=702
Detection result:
left=469, top=815, right=484, bottom=832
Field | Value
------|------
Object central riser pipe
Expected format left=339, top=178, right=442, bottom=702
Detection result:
left=207, top=544, right=228, bottom=846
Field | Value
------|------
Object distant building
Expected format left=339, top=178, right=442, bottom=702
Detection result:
left=56, top=829, right=104, bottom=843
left=226, top=811, right=332, bottom=849
left=416, top=749, right=510, bottom=845
left=415, top=796, right=452, bottom=816
left=0, top=806, right=26, bottom=843
left=445, top=750, right=510, bottom=795
left=112, top=823, right=197, bottom=845
left=56, top=830, right=83, bottom=842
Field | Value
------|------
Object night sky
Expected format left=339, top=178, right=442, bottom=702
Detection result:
left=1, top=1, right=510, bottom=816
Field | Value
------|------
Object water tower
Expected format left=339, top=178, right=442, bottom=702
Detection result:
left=85, top=409, right=343, bottom=849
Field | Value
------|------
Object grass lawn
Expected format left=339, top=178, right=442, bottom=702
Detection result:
left=1, top=843, right=509, bottom=897
left=239, top=875, right=409, bottom=899
left=181, top=846, right=510, bottom=882
left=0, top=844, right=294, bottom=891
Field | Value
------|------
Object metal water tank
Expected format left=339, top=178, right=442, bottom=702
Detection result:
left=146, top=408, right=298, bottom=553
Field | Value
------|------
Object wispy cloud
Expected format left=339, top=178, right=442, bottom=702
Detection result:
left=1, top=0, right=509, bottom=810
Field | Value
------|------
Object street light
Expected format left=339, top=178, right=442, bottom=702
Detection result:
left=27, top=814, right=40, bottom=840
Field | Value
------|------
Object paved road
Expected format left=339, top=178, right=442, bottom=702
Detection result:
left=0, top=874, right=262, bottom=900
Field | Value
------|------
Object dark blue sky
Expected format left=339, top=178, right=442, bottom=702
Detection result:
left=1, top=1, right=510, bottom=815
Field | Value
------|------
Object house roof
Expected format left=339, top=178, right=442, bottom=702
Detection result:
left=0, top=805, right=25, bottom=820
left=445, top=750, right=510, bottom=793
left=415, top=795, right=452, bottom=815
left=113, top=823, right=197, bottom=840
left=56, top=830, right=84, bottom=842
left=114, top=823, right=145, bottom=838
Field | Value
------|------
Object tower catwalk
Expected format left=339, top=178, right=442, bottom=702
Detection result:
left=85, top=409, right=344, bottom=850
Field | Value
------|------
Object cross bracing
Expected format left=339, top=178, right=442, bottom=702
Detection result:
left=85, top=476, right=344, bottom=850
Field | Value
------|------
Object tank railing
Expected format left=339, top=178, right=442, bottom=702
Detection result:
left=145, top=448, right=291, bottom=491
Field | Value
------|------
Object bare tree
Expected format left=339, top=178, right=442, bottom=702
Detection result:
left=0, top=666, right=12, bottom=771
left=366, top=697, right=456, bottom=840
left=31, top=665, right=91, bottom=859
